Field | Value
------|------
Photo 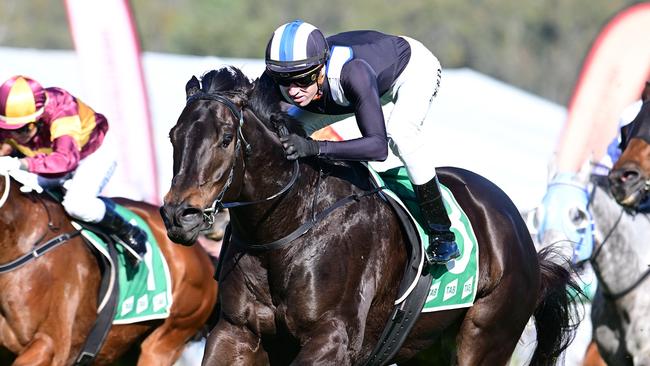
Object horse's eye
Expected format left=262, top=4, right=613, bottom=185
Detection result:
left=568, top=207, right=589, bottom=229
left=221, top=134, right=233, bottom=148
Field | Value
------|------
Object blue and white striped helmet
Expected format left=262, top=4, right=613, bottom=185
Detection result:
left=265, top=20, right=329, bottom=80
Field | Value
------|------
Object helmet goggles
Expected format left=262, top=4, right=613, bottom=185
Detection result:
left=269, top=65, right=323, bottom=87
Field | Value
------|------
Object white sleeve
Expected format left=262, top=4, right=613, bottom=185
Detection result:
left=619, top=100, right=643, bottom=128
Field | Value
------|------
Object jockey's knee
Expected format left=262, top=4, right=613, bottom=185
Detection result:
left=62, top=194, right=106, bottom=223
left=389, top=131, right=433, bottom=161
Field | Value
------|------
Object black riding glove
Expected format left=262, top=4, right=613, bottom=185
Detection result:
left=280, top=134, right=320, bottom=160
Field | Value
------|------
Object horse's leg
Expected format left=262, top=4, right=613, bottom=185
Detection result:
left=138, top=318, right=211, bottom=366
left=135, top=258, right=216, bottom=365
left=202, top=319, right=268, bottom=366
left=290, top=318, right=352, bottom=366
left=12, top=334, right=57, bottom=366
left=10, top=274, right=88, bottom=366
left=455, top=284, right=534, bottom=366
left=137, top=325, right=197, bottom=366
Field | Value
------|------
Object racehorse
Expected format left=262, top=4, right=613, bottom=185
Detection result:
left=531, top=161, right=650, bottom=365
left=0, top=173, right=218, bottom=365
left=606, top=82, right=650, bottom=365
left=590, top=177, right=650, bottom=365
left=160, top=66, right=581, bottom=365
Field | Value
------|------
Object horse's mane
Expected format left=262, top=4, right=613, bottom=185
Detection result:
left=196, top=66, right=360, bottom=176
left=198, top=66, right=307, bottom=138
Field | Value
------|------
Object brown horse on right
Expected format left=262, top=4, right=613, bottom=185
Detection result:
left=0, top=173, right=217, bottom=365
left=161, top=67, right=582, bottom=366
left=610, top=81, right=650, bottom=210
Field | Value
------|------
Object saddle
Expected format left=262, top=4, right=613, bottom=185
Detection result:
left=42, top=188, right=120, bottom=365
left=362, top=167, right=433, bottom=366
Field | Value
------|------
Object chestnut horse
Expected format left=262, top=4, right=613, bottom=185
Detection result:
left=160, top=67, right=581, bottom=366
left=0, top=173, right=217, bottom=365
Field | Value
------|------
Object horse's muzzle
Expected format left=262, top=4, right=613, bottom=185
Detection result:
left=159, top=203, right=207, bottom=246
left=609, top=163, right=648, bottom=208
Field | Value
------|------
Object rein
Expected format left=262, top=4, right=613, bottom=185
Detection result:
left=186, top=91, right=300, bottom=227
left=232, top=184, right=385, bottom=251
left=187, top=91, right=384, bottom=251
left=0, top=173, right=81, bottom=273
left=0, top=173, right=9, bottom=207
left=0, top=231, right=81, bottom=274
left=587, top=173, right=650, bottom=300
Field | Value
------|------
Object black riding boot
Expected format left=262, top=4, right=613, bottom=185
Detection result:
left=97, top=203, right=148, bottom=267
left=414, top=176, right=460, bottom=265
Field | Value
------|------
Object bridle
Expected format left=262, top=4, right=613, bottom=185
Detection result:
left=184, top=91, right=300, bottom=227
left=183, top=90, right=383, bottom=253
left=586, top=171, right=650, bottom=300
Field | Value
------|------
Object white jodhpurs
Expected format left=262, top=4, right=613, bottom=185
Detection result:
left=61, top=134, right=117, bottom=223
left=384, top=36, right=441, bottom=184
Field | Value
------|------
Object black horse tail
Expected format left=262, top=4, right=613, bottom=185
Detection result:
left=530, top=246, right=584, bottom=366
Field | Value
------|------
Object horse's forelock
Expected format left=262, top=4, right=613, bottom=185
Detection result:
left=201, top=67, right=253, bottom=95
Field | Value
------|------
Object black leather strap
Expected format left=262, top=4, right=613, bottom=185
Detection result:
left=362, top=192, right=432, bottom=366
left=232, top=188, right=384, bottom=251
left=363, top=274, right=431, bottom=366
left=0, top=231, right=81, bottom=273
left=74, top=235, right=120, bottom=365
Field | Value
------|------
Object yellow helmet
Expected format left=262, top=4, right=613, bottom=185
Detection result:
left=0, top=75, right=46, bottom=130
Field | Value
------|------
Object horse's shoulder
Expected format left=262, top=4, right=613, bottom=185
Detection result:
left=316, top=160, right=373, bottom=191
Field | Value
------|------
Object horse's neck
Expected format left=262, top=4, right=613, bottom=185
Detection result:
left=0, top=180, right=49, bottom=261
left=231, top=116, right=318, bottom=237
left=239, top=112, right=309, bottom=201
left=591, top=185, right=650, bottom=288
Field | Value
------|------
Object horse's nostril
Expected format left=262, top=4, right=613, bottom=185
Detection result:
left=621, top=170, right=639, bottom=183
left=179, top=207, right=203, bottom=225
left=181, top=207, right=202, bottom=218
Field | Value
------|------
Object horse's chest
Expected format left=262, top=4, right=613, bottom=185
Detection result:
left=0, top=313, right=24, bottom=351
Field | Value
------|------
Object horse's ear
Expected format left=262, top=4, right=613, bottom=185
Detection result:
left=642, top=80, right=650, bottom=102
left=186, top=76, right=201, bottom=99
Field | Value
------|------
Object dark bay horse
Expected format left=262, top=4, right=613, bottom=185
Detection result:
left=0, top=173, right=217, bottom=365
left=160, top=67, right=581, bottom=366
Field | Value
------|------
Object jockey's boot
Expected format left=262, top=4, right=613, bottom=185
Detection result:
left=98, top=203, right=148, bottom=267
left=414, top=176, right=460, bottom=265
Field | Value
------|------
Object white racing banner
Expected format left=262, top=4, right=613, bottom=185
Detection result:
left=64, top=0, right=159, bottom=204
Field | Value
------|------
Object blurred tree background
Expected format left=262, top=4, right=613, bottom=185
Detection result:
left=0, top=0, right=642, bottom=104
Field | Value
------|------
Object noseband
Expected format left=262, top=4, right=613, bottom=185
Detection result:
left=184, top=91, right=299, bottom=226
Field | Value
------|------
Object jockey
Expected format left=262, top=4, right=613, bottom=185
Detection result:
left=0, top=75, right=147, bottom=265
left=537, top=98, right=644, bottom=263
left=264, top=20, right=459, bottom=264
